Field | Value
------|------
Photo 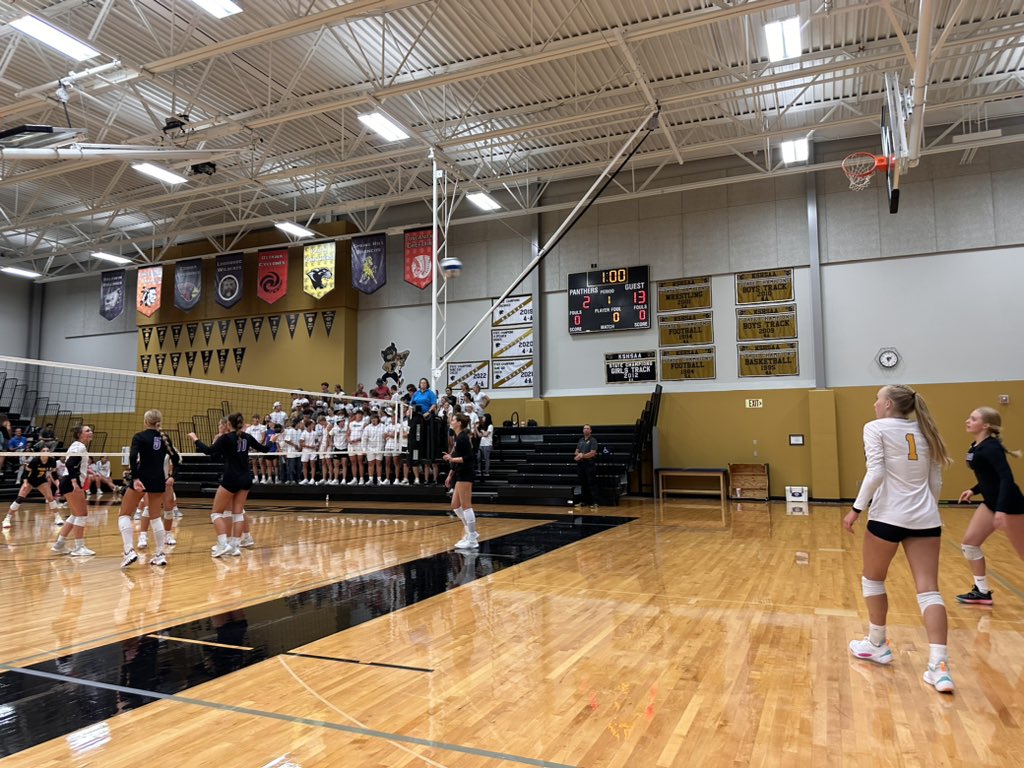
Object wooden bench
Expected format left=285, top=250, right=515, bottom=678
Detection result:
left=656, top=467, right=728, bottom=503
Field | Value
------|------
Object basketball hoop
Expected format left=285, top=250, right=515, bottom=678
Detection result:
left=842, top=152, right=888, bottom=191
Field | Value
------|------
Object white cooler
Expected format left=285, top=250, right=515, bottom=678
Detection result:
left=785, top=486, right=808, bottom=502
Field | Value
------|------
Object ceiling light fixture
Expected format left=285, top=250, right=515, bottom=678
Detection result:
left=466, top=192, right=501, bottom=211
left=274, top=221, right=316, bottom=238
left=780, top=138, right=809, bottom=164
left=9, top=16, right=100, bottom=62
left=1, top=266, right=42, bottom=279
left=91, top=252, right=132, bottom=265
left=357, top=112, right=409, bottom=142
left=765, top=17, right=802, bottom=63
left=132, top=162, right=188, bottom=185
left=185, top=0, right=243, bottom=19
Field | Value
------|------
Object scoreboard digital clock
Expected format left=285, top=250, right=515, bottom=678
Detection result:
left=568, top=265, right=650, bottom=334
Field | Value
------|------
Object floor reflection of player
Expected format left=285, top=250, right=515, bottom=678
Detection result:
left=206, top=610, right=249, bottom=677
left=116, top=635, right=161, bottom=713
left=4, top=449, right=64, bottom=529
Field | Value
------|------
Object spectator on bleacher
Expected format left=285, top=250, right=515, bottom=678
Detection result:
left=347, top=410, right=366, bottom=485
left=300, top=419, right=318, bottom=484
left=333, top=383, right=346, bottom=397
left=478, top=413, right=494, bottom=478
left=443, top=385, right=458, bottom=407
left=574, top=424, right=600, bottom=510
left=268, top=401, right=287, bottom=428
left=246, top=415, right=267, bottom=482
left=8, top=427, right=27, bottom=453
left=411, top=378, right=437, bottom=414
left=263, top=421, right=280, bottom=484
left=353, top=382, right=368, bottom=400
left=472, top=382, right=490, bottom=415
left=371, top=378, right=391, bottom=401
left=0, top=415, right=10, bottom=476
left=329, top=414, right=348, bottom=484
left=281, top=418, right=303, bottom=484
left=87, top=457, right=116, bottom=496
left=291, top=391, right=310, bottom=413
left=364, top=411, right=386, bottom=485
left=35, top=423, right=58, bottom=452
left=401, top=383, right=416, bottom=404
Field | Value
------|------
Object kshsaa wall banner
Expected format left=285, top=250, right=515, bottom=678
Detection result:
left=174, top=258, right=202, bottom=311
left=214, top=253, right=244, bottom=308
left=99, top=269, right=125, bottom=321
left=351, top=233, right=386, bottom=294
left=303, top=242, right=336, bottom=299
left=257, top=249, right=288, bottom=304
left=404, top=227, right=432, bottom=289
left=136, top=266, right=162, bottom=317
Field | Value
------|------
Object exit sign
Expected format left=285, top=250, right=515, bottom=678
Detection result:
left=745, top=398, right=764, bottom=409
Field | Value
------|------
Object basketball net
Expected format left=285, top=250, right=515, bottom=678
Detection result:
left=842, top=153, right=888, bottom=191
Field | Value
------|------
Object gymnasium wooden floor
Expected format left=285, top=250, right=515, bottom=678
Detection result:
left=1, top=495, right=1022, bottom=767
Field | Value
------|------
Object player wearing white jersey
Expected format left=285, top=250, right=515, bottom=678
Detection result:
left=50, top=425, right=95, bottom=556
left=843, top=385, right=955, bottom=694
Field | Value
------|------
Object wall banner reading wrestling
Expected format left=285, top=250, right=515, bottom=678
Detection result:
left=658, top=276, right=711, bottom=312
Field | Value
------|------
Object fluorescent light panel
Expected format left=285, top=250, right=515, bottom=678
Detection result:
left=91, top=252, right=132, bottom=264
left=1, top=266, right=42, bottom=279
left=186, top=0, right=243, bottom=19
left=466, top=192, right=501, bottom=211
left=132, top=163, right=188, bottom=185
left=275, top=221, right=316, bottom=238
left=10, top=15, right=100, bottom=62
left=781, top=138, right=809, bottom=164
left=765, top=17, right=801, bottom=62
left=357, top=112, right=409, bottom=142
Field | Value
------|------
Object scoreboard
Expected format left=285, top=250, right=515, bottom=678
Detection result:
left=568, top=265, right=650, bottom=334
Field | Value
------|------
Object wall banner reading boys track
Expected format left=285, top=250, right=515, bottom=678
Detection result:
left=658, top=311, right=714, bottom=347
left=250, top=316, right=264, bottom=342
left=492, top=295, right=532, bottom=326
left=303, top=242, right=336, bottom=299
left=736, top=303, right=797, bottom=341
left=491, top=327, right=533, bottom=358
left=446, top=361, right=489, bottom=389
left=201, top=350, right=213, bottom=374
left=174, top=258, right=202, bottom=311
left=404, top=227, right=433, bottom=289
left=215, top=254, right=244, bottom=308
left=492, top=358, right=533, bottom=389
left=351, top=234, right=386, bottom=294
left=737, top=342, right=800, bottom=377
left=257, top=249, right=288, bottom=304
left=99, top=269, right=125, bottom=321
left=735, top=269, right=793, bottom=304
left=136, top=266, right=162, bottom=317
left=286, top=313, right=299, bottom=338
left=657, top=276, right=711, bottom=312
left=660, top=346, right=716, bottom=381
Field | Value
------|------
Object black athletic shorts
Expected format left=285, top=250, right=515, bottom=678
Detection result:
left=220, top=476, right=253, bottom=494
left=58, top=476, right=79, bottom=496
left=136, top=475, right=167, bottom=494
left=867, top=519, right=942, bottom=543
left=26, top=476, right=48, bottom=489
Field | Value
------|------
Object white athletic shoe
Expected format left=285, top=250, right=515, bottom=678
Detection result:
left=414, top=478, right=421, bottom=485
left=164, top=533, right=177, bottom=547
left=848, top=637, right=893, bottom=665
left=172, top=507, right=182, bottom=519
left=51, top=540, right=70, bottom=555
left=381, top=479, right=390, bottom=485
left=120, top=549, right=138, bottom=568
left=239, top=533, right=255, bottom=548
left=399, top=479, right=409, bottom=485
left=229, top=545, right=241, bottom=557
left=1, top=516, right=11, bottom=529
left=150, top=553, right=168, bottom=567
left=924, top=661, right=955, bottom=693
left=53, top=513, right=65, bottom=526
left=347, top=478, right=357, bottom=485
left=69, top=544, right=96, bottom=557
left=454, top=534, right=480, bottom=550
left=137, top=533, right=148, bottom=549
left=210, top=542, right=232, bottom=558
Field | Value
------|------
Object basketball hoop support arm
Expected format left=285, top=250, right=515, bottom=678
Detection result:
left=433, top=109, right=658, bottom=376
left=906, top=0, right=935, bottom=166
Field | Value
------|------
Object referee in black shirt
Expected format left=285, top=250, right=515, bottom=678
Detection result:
left=574, top=424, right=599, bottom=509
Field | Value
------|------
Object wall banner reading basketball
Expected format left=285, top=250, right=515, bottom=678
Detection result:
left=660, top=346, right=717, bottom=381
left=136, top=266, right=162, bottom=317
left=491, top=327, right=533, bottom=358
left=171, top=324, right=182, bottom=347
left=492, top=295, right=533, bottom=327
left=351, top=234, right=386, bottom=294
left=155, top=354, right=166, bottom=375
left=99, top=269, right=125, bottom=321
left=737, top=342, right=800, bottom=377
left=492, top=358, right=533, bottom=389
left=257, top=249, right=288, bottom=304
left=201, top=350, right=213, bottom=374
left=234, top=318, right=247, bottom=343
left=156, top=326, right=168, bottom=348
left=217, top=319, right=230, bottom=344
left=216, top=348, right=229, bottom=373
left=446, top=361, right=489, bottom=389
left=658, top=311, right=714, bottom=347
left=286, top=313, right=299, bottom=338
left=303, top=311, right=317, bottom=337
left=303, top=242, right=336, bottom=299
left=404, top=227, right=433, bottom=289
left=605, top=351, right=658, bottom=384
left=215, top=254, right=244, bottom=308
left=202, top=321, right=214, bottom=345
left=658, top=276, right=712, bottom=312
left=736, top=303, right=797, bottom=341
left=735, top=269, right=793, bottom=305
left=185, top=351, right=197, bottom=375
left=233, top=347, right=246, bottom=372
left=174, top=258, right=202, bottom=311
left=322, top=310, right=336, bottom=336
left=140, top=327, right=153, bottom=349
left=251, top=316, right=264, bottom=342
left=170, top=352, right=181, bottom=375
left=140, top=355, right=152, bottom=373
left=268, top=315, right=281, bottom=340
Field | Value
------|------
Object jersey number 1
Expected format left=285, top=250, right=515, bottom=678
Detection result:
left=905, top=433, right=919, bottom=461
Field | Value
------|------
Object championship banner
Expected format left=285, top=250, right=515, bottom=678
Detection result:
left=156, top=326, right=168, bottom=348
left=185, top=351, right=197, bottom=375
left=351, top=234, right=386, bottom=294
left=214, top=253, right=244, bottom=308
left=492, top=358, right=533, bottom=389
left=446, top=361, right=489, bottom=389
left=233, top=347, right=246, bottom=372
left=140, top=327, right=153, bottom=349
left=492, top=295, right=532, bottom=327
left=251, top=316, right=264, bottom=342
left=155, top=353, right=166, bottom=375
left=174, top=258, right=202, bottom=311
left=201, top=350, right=213, bottom=374
left=202, top=321, right=214, bottom=345
left=491, top=327, right=533, bottom=358
left=140, top=355, right=152, bottom=373
left=303, top=242, right=336, bottom=299
left=304, top=311, right=317, bottom=337
left=216, top=348, right=229, bottom=373
left=286, top=313, right=299, bottom=339
left=218, top=319, right=230, bottom=344
left=171, top=324, right=182, bottom=347
left=170, top=352, right=181, bottom=375
left=322, top=310, right=336, bottom=336
left=658, top=311, right=714, bottom=347
left=257, top=249, right=288, bottom=304
left=99, top=269, right=125, bottom=321
left=736, top=303, right=797, bottom=341
left=268, top=315, right=281, bottom=339
left=234, top=317, right=247, bottom=343
left=186, top=322, right=198, bottom=346
left=658, top=276, right=712, bottom=312
left=404, top=227, right=432, bottom=289
left=660, top=346, right=716, bottom=381
left=735, top=269, right=793, bottom=305
left=605, top=351, right=657, bottom=384
left=136, top=266, right=162, bottom=317
left=738, top=342, right=800, bottom=377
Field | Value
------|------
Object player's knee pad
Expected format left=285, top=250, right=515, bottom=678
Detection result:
left=149, top=517, right=164, bottom=532
left=961, top=544, right=984, bottom=561
left=861, top=577, right=886, bottom=597
left=917, top=591, right=944, bottom=614
left=72, top=516, right=86, bottom=527
left=141, top=509, right=150, bottom=518
left=163, top=509, right=174, bottom=520
left=210, top=512, right=224, bottom=523
left=232, top=513, right=244, bottom=523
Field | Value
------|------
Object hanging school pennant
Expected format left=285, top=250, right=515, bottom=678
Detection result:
left=216, top=348, right=229, bottom=373
left=136, top=266, right=163, bottom=317
left=234, top=317, right=247, bottom=342
left=303, top=242, right=336, bottom=299
left=304, top=311, right=317, bottom=337
left=268, top=315, right=281, bottom=339
left=174, top=258, right=202, bottom=311
left=257, top=249, right=288, bottom=304
left=233, top=347, right=246, bottom=372
left=218, top=319, right=230, bottom=344
left=351, top=233, right=386, bottom=294
left=286, top=313, right=299, bottom=338
left=251, top=316, right=264, bottom=342
left=170, top=352, right=181, bottom=375
left=186, top=322, right=198, bottom=346
left=185, top=351, right=197, bottom=375
left=201, top=350, right=213, bottom=374
left=156, top=326, right=168, bottom=348
left=99, top=269, right=125, bottom=321
left=140, top=327, right=154, bottom=349
left=322, top=310, right=336, bottom=337
left=404, top=228, right=433, bottom=289
left=140, top=355, right=152, bottom=373
left=202, top=321, right=214, bottom=345
left=155, top=353, right=166, bottom=375
left=214, top=253, right=244, bottom=308
left=171, top=324, right=182, bottom=347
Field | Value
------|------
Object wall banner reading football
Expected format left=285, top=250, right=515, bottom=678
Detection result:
left=215, top=254, right=244, bottom=308
left=171, top=324, right=182, bottom=347
left=404, top=227, right=433, bottom=289
left=251, top=316, right=264, bottom=342
left=136, top=266, right=163, bottom=317
left=99, top=269, right=125, bottom=321
left=735, top=269, right=793, bottom=305
left=446, top=361, right=489, bottom=389
left=200, top=350, right=213, bottom=374
left=658, top=311, right=714, bottom=347
left=303, top=242, right=336, bottom=299
left=185, top=351, right=197, bottom=375
left=217, top=319, right=230, bottom=344
left=491, top=327, right=533, bottom=358
left=304, top=311, right=317, bottom=337
left=174, top=258, right=202, bottom=311
left=170, top=352, right=181, bottom=375
left=216, top=348, right=229, bottom=373
left=257, top=249, right=288, bottom=304
left=660, top=346, right=717, bottom=381
left=286, top=313, right=299, bottom=338
left=140, top=327, right=153, bottom=349
left=156, top=326, right=168, bottom=349
left=492, top=358, right=534, bottom=389
left=351, top=234, right=386, bottom=294
left=322, top=310, right=336, bottom=337
left=492, top=295, right=533, bottom=327
left=234, top=317, right=247, bottom=342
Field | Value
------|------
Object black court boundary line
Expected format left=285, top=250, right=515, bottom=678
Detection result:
left=284, top=651, right=433, bottom=673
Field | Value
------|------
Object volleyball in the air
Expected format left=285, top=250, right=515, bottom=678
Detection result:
left=440, top=256, right=462, bottom=278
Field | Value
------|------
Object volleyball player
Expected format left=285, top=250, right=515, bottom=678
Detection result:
left=843, top=385, right=955, bottom=694
left=954, top=407, right=1024, bottom=604
left=50, top=425, right=96, bottom=556
left=443, top=412, right=478, bottom=549
left=4, top=447, right=62, bottom=528
left=188, top=412, right=267, bottom=557
left=118, top=410, right=173, bottom=568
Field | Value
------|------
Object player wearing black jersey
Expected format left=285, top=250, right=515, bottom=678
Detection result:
left=189, top=412, right=267, bottom=558
left=3, top=449, right=62, bottom=528
left=955, top=407, right=1024, bottom=605
left=443, top=412, right=479, bottom=550
left=50, top=425, right=95, bottom=556
left=118, top=410, right=173, bottom=568
left=136, top=429, right=182, bottom=552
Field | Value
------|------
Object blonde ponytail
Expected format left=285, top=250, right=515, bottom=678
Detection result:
left=884, top=385, right=952, bottom=466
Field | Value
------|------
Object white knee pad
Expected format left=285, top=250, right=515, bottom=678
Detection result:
left=210, top=512, right=226, bottom=523
left=917, top=591, right=944, bottom=614
left=141, top=509, right=150, bottom=518
left=232, top=513, right=244, bottom=522
left=163, top=509, right=174, bottom=520
left=72, top=516, right=86, bottom=527
left=861, top=577, right=886, bottom=597
left=961, top=544, right=984, bottom=561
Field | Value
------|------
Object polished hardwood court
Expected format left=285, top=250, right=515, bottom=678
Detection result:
left=1, top=495, right=1022, bottom=767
